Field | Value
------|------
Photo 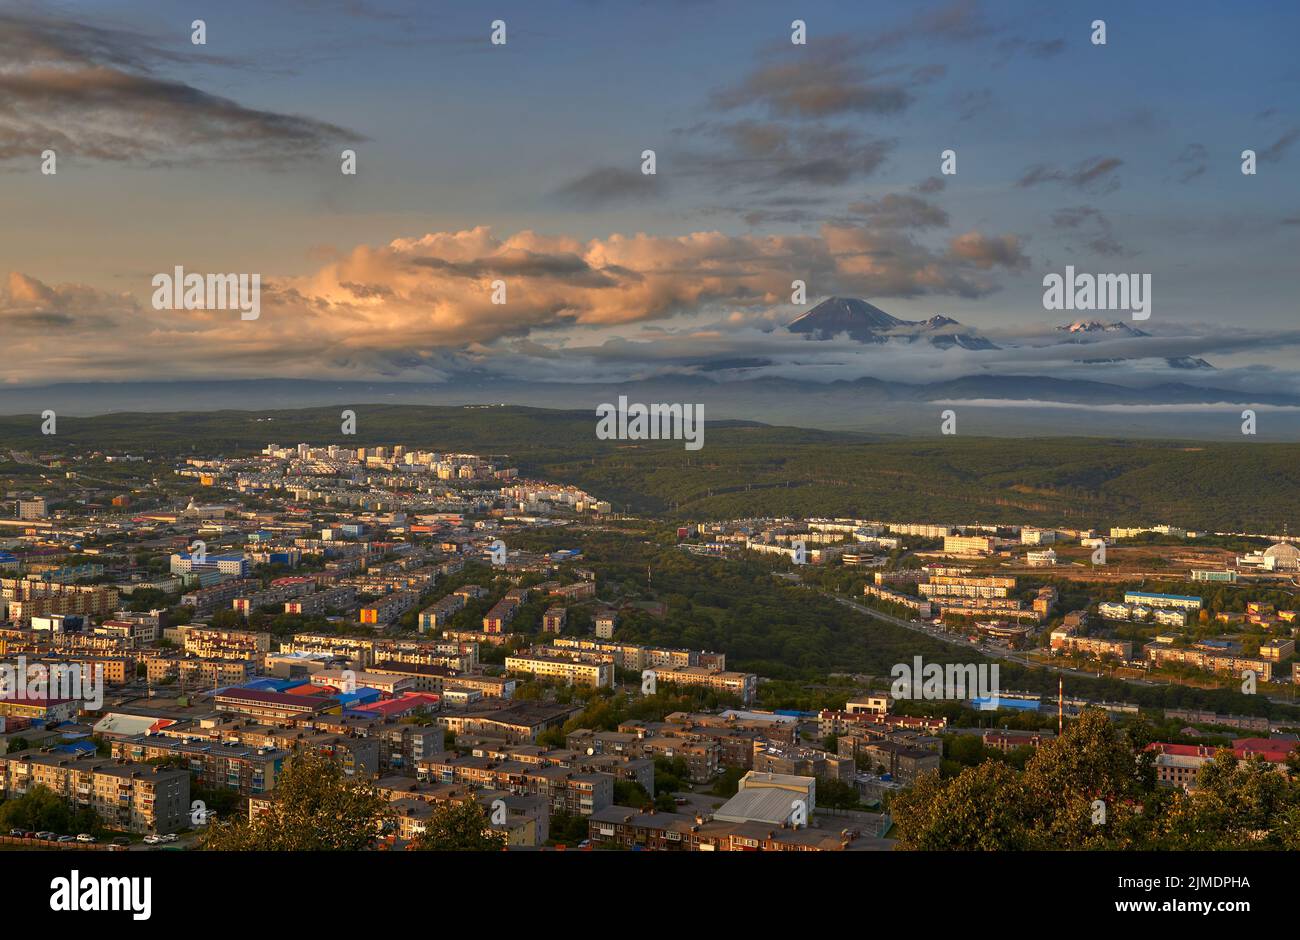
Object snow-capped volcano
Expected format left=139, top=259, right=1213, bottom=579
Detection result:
left=788, top=297, right=999, bottom=349
left=1056, top=320, right=1151, bottom=339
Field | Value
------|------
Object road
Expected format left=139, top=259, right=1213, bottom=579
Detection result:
left=827, top=589, right=1299, bottom=707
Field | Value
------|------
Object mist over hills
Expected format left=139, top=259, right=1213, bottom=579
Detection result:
left=2, top=372, right=1298, bottom=440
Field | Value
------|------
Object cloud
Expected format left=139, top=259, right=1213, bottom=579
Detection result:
left=1016, top=156, right=1123, bottom=194
left=847, top=193, right=949, bottom=228
left=1171, top=143, right=1207, bottom=183
left=996, top=36, right=1066, bottom=61
left=0, top=216, right=1037, bottom=384
left=550, top=167, right=665, bottom=208
left=0, top=11, right=362, bottom=165
left=1260, top=126, right=1300, bottom=163
left=947, top=232, right=1029, bottom=269
left=711, top=37, right=918, bottom=119
left=1050, top=206, right=1126, bottom=256
left=674, top=120, right=897, bottom=193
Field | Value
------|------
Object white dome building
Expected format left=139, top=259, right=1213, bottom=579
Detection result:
left=1262, top=541, right=1300, bottom=571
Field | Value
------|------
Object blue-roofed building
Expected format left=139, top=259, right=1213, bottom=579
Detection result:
left=971, top=696, right=1041, bottom=712
left=54, top=740, right=98, bottom=755
left=336, top=688, right=384, bottom=711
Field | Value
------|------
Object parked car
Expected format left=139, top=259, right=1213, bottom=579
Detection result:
left=76, top=834, right=96, bottom=843
left=111, top=836, right=131, bottom=846
left=143, top=835, right=162, bottom=845
left=56, top=835, right=77, bottom=843
left=35, top=831, right=57, bottom=841
left=159, top=833, right=179, bottom=843
left=8, top=828, right=24, bottom=837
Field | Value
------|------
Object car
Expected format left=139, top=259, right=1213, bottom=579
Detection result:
left=56, top=835, right=76, bottom=843
left=35, top=831, right=57, bottom=841
left=160, top=832, right=179, bottom=842
left=674, top=797, right=688, bottom=805
left=111, top=836, right=131, bottom=846
left=143, top=835, right=162, bottom=845
left=8, top=828, right=24, bottom=837
left=76, top=834, right=96, bottom=843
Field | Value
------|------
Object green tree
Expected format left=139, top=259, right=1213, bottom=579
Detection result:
left=1155, top=751, right=1299, bottom=850
left=0, top=785, right=72, bottom=832
left=817, top=777, right=860, bottom=813
left=411, top=800, right=506, bottom=851
left=202, top=749, right=390, bottom=851
left=892, top=761, right=1032, bottom=850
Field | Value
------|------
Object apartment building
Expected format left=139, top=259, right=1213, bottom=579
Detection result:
left=942, top=535, right=997, bottom=556
left=284, top=585, right=356, bottom=616
left=232, top=580, right=315, bottom=616
left=180, top=578, right=260, bottom=615
left=1050, top=634, right=1134, bottom=660
left=96, top=618, right=160, bottom=647
left=857, top=741, right=941, bottom=784
left=435, top=702, right=577, bottom=744
left=415, top=754, right=614, bottom=816
left=542, top=607, right=567, bottom=633
left=378, top=723, right=445, bottom=772
left=1143, top=643, right=1272, bottom=682
left=2, top=580, right=120, bottom=625
left=863, top=585, right=933, bottom=618
left=551, top=581, right=596, bottom=601
left=0, top=751, right=189, bottom=834
left=549, top=637, right=702, bottom=671
left=505, top=653, right=613, bottom=689
left=282, top=632, right=377, bottom=667
left=183, top=626, right=272, bottom=661
left=482, top=598, right=519, bottom=633
left=418, top=594, right=464, bottom=632
left=360, top=591, right=419, bottom=625
left=1124, top=591, right=1203, bottom=612
left=653, top=665, right=757, bottom=705
left=113, top=735, right=286, bottom=795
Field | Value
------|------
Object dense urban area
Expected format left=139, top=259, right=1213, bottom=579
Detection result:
left=1, top=417, right=1298, bottom=852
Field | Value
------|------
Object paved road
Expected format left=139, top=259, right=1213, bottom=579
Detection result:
left=828, top=590, right=1299, bottom=707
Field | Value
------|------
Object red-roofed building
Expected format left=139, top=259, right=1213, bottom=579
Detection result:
left=348, top=693, right=440, bottom=719
left=213, top=687, right=334, bottom=721
left=1147, top=740, right=1294, bottom=790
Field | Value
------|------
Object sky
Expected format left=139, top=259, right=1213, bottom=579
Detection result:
left=2, top=0, right=1298, bottom=396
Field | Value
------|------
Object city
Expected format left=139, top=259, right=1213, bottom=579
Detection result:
left=2, top=0, right=1297, bottom=924
left=0, top=427, right=1296, bottom=861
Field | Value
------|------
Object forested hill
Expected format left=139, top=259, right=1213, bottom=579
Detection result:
left=0, top=405, right=1295, bottom=532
